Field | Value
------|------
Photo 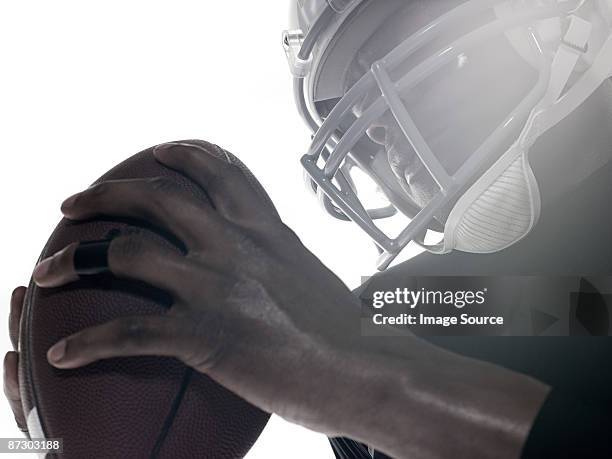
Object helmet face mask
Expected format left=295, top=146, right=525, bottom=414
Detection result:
left=284, top=0, right=612, bottom=270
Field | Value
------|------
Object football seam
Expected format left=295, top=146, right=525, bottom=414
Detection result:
left=150, top=368, right=194, bottom=459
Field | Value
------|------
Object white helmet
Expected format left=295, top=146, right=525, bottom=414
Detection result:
left=283, top=0, right=612, bottom=270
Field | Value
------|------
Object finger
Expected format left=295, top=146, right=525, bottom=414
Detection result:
left=32, top=243, right=80, bottom=288
left=33, top=235, right=196, bottom=301
left=153, top=142, right=279, bottom=224
left=4, top=352, right=27, bottom=432
left=9, top=287, right=26, bottom=351
left=46, top=315, right=199, bottom=369
left=60, top=177, right=224, bottom=249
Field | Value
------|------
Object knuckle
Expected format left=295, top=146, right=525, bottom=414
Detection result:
left=113, top=235, right=144, bottom=257
left=205, top=170, right=224, bottom=192
left=147, top=176, right=177, bottom=194
left=118, top=318, right=149, bottom=346
left=109, top=235, right=147, bottom=269
left=248, top=212, right=286, bottom=235
left=181, top=316, right=228, bottom=371
left=145, top=177, right=181, bottom=216
left=277, top=222, right=302, bottom=242
left=208, top=163, right=241, bottom=190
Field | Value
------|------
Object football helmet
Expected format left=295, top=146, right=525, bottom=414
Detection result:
left=283, top=0, right=612, bottom=270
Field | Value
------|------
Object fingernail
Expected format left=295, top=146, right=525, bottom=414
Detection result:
left=47, top=340, right=66, bottom=364
left=33, top=257, right=53, bottom=283
left=61, top=193, right=80, bottom=212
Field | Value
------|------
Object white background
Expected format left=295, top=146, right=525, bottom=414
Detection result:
left=0, top=1, right=395, bottom=457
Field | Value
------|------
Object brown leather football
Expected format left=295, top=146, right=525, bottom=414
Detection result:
left=18, top=141, right=271, bottom=458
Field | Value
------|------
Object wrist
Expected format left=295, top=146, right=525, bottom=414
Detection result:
left=322, top=343, right=424, bottom=456
left=330, top=339, right=550, bottom=459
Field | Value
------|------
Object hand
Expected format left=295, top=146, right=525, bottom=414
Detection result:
left=31, top=141, right=550, bottom=458
left=31, top=141, right=374, bottom=437
left=4, top=286, right=28, bottom=436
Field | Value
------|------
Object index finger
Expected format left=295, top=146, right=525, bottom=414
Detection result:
left=9, top=287, right=26, bottom=351
left=153, top=142, right=279, bottom=226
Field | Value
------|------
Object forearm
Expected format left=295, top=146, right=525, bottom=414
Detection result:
left=334, top=339, right=550, bottom=459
